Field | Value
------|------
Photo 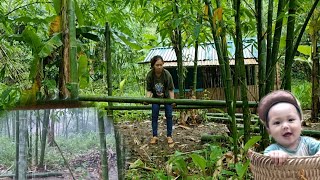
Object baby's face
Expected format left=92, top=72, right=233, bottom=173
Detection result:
left=267, top=102, right=302, bottom=150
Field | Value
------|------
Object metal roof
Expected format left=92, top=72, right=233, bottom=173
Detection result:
left=142, top=39, right=258, bottom=66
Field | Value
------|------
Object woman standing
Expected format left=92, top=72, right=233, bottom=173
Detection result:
left=145, top=55, right=175, bottom=144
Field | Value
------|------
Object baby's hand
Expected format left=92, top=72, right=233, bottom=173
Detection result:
left=266, top=150, right=289, bottom=166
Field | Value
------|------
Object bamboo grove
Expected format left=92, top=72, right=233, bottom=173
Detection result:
left=1, top=0, right=320, bottom=179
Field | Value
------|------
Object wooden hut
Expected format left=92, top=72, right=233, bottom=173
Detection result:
left=142, top=39, right=259, bottom=101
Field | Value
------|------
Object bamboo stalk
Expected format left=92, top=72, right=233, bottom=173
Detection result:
left=68, top=0, right=78, bottom=99
left=282, top=0, right=297, bottom=90
left=255, top=0, right=269, bottom=151
left=266, top=0, right=285, bottom=93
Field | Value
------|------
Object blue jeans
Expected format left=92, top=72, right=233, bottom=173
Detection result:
left=151, top=104, right=173, bottom=137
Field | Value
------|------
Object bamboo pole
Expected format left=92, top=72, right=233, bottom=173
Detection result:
left=105, top=105, right=214, bottom=110
left=13, top=100, right=94, bottom=110
left=79, top=95, right=258, bottom=107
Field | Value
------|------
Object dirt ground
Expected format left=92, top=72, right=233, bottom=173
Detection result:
left=116, top=116, right=229, bottom=170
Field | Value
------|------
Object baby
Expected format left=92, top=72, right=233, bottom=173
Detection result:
left=257, top=90, right=320, bottom=165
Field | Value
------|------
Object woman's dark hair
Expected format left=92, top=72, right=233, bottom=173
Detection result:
left=150, top=55, right=164, bottom=68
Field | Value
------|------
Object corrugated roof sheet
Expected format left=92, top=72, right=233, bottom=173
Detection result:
left=142, top=39, right=258, bottom=66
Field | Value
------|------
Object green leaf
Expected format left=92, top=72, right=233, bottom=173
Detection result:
left=172, top=18, right=181, bottom=29
left=210, top=147, right=223, bottom=161
left=235, top=160, right=250, bottom=178
left=297, top=45, right=312, bottom=57
left=119, top=79, right=126, bottom=94
left=244, top=136, right=261, bottom=152
left=190, top=153, right=207, bottom=173
left=0, top=88, right=20, bottom=109
left=74, top=0, right=84, bottom=26
left=193, top=23, right=201, bottom=39
left=29, top=57, right=39, bottom=80
left=53, top=0, right=61, bottom=14
left=129, top=159, right=144, bottom=169
left=174, top=157, right=188, bottom=176
left=22, top=26, right=43, bottom=53
left=113, top=30, right=142, bottom=50
left=15, top=16, right=54, bottom=24
left=38, top=33, right=62, bottom=58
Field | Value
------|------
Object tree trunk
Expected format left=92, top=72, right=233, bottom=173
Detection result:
left=6, top=113, right=10, bottom=138
left=48, top=115, right=55, bottom=147
left=98, top=110, right=108, bottom=180
left=39, top=109, right=50, bottom=168
left=18, top=112, right=28, bottom=180
left=28, top=111, right=32, bottom=164
left=12, top=111, right=16, bottom=141
left=76, top=109, right=79, bottom=133
left=35, top=110, right=40, bottom=165
left=15, top=111, right=20, bottom=178
left=60, top=0, right=71, bottom=99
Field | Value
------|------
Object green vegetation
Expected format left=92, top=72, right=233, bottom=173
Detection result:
left=126, top=136, right=261, bottom=179
left=292, top=80, right=312, bottom=109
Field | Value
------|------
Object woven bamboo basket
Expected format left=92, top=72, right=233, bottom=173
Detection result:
left=248, top=149, right=320, bottom=180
